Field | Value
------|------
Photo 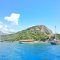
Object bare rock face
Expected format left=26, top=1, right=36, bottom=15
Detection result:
left=27, top=25, right=53, bottom=35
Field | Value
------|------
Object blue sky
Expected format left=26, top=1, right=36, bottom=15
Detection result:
left=0, top=0, right=60, bottom=33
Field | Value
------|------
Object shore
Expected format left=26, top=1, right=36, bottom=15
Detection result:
left=0, top=40, right=49, bottom=44
left=18, top=40, right=48, bottom=44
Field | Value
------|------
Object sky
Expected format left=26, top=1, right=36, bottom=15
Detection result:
left=0, top=0, right=60, bottom=34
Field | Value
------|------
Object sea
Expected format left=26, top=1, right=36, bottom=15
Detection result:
left=0, top=42, right=60, bottom=60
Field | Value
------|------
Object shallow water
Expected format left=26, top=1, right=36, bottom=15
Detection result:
left=0, top=42, right=60, bottom=60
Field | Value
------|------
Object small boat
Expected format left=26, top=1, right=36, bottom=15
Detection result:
left=50, top=26, right=60, bottom=45
left=50, top=40, right=60, bottom=45
left=50, top=26, right=57, bottom=45
left=50, top=41, right=56, bottom=45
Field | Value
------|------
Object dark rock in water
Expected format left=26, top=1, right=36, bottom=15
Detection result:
left=19, top=42, right=22, bottom=44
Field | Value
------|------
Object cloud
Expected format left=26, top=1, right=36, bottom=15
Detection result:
left=0, top=22, right=15, bottom=34
left=0, top=21, right=3, bottom=24
left=4, top=13, right=20, bottom=25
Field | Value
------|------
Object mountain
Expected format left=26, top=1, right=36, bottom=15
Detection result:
left=0, top=31, right=6, bottom=35
left=1, top=25, right=53, bottom=41
left=0, top=31, right=14, bottom=35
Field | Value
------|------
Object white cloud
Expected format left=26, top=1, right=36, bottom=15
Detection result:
left=0, top=25, right=3, bottom=29
left=0, top=22, right=15, bottom=34
left=0, top=21, right=3, bottom=24
left=4, top=13, right=20, bottom=25
left=0, top=22, right=3, bottom=29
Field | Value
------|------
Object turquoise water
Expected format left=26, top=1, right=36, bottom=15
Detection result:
left=0, top=42, right=60, bottom=60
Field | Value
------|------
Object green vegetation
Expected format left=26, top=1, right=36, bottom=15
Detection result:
left=55, top=34, right=60, bottom=39
left=1, top=25, right=54, bottom=41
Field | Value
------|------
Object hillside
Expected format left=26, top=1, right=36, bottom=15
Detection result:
left=26, top=25, right=53, bottom=35
left=1, top=25, right=53, bottom=41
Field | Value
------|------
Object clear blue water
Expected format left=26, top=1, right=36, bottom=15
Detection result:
left=0, top=42, right=60, bottom=60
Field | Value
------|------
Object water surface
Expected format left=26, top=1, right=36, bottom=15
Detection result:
left=0, top=42, right=60, bottom=60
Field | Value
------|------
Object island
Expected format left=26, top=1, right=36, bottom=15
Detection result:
left=0, top=25, right=60, bottom=44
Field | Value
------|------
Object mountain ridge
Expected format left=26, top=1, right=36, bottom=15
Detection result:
left=0, top=31, right=6, bottom=35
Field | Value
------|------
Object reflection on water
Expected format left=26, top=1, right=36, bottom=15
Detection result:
left=0, top=42, right=60, bottom=60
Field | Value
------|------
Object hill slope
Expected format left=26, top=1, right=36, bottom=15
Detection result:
left=26, top=25, right=52, bottom=35
left=1, top=25, right=53, bottom=41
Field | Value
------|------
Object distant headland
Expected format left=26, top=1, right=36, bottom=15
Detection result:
left=0, top=25, right=60, bottom=42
